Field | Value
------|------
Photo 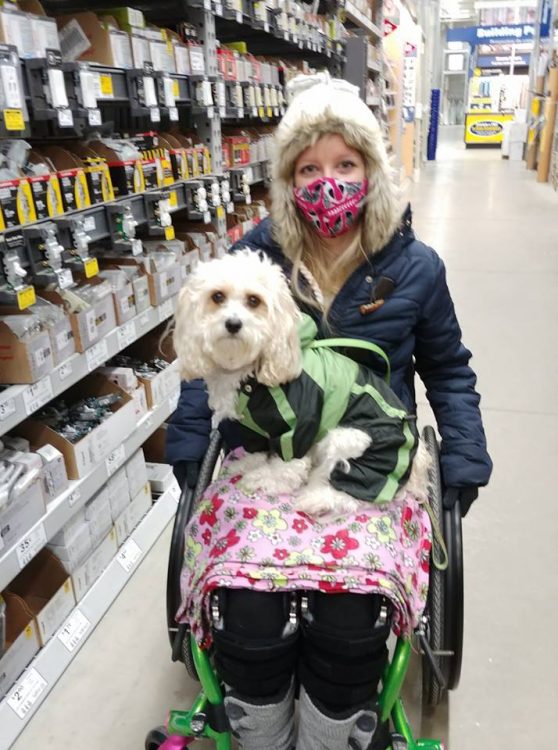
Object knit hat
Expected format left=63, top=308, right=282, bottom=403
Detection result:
left=270, top=72, right=400, bottom=259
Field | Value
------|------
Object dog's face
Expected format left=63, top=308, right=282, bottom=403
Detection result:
left=173, top=250, right=303, bottom=385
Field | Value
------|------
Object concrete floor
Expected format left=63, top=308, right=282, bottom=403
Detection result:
left=12, top=128, right=558, bottom=749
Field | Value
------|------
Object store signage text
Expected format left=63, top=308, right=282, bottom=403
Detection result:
left=448, top=22, right=549, bottom=46
left=468, top=120, right=503, bottom=137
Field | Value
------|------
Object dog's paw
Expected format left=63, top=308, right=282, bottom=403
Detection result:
left=242, top=457, right=311, bottom=496
left=295, top=484, right=360, bottom=517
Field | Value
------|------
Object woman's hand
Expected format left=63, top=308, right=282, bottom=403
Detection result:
left=443, top=486, right=479, bottom=517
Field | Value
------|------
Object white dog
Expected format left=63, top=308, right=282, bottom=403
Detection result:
left=173, top=249, right=430, bottom=516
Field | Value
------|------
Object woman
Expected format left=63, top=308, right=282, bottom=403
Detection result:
left=167, top=73, right=492, bottom=750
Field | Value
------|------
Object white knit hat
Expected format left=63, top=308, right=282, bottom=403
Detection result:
left=270, top=72, right=400, bottom=259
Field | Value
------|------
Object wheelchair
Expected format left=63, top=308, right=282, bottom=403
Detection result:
left=146, top=425, right=463, bottom=750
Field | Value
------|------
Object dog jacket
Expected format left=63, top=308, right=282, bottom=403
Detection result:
left=234, top=315, right=419, bottom=504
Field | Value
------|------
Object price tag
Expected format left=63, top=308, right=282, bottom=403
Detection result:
left=131, top=238, right=142, bottom=256
left=88, top=108, right=102, bottom=126
left=164, top=225, right=175, bottom=240
left=169, top=106, right=179, bottom=121
left=246, top=195, right=252, bottom=205
left=139, top=311, right=150, bottom=328
left=273, top=107, right=279, bottom=116
left=57, top=268, right=74, bottom=289
left=57, top=361, right=73, bottom=381
left=58, top=609, right=91, bottom=652
left=216, top=205, right=225, bottom=220
left=116, top=538, right=142, bottom=573
left=158, top=298, right=174, bottom=322
left=227, top=201, right=234, bottom=213
left=17, top=286, right=36, bottom=310
left=117, top=320, right=137, bottom=349
left=85, top=339, right=109, bottom=372
left=143, top=416, right=152, bottom=431
left=238, top=106, right=244, bottom=118
left=258, top=106, right=264, bottom=118
left=0, top=392, right=16, bottom=421
left=267, top=106, right=272, bottom=117
left=106, top=444, right=126, bottom=476
left=215, top=3, right=223, bottom=15
left=99, top=74, right=113, bottom=98
left=23, top=376, right=54, bottom=415
left=264, top=22, right=270, bottom=32
left=169, top=190, right=178, bottom=208
left=57, top=108, right=74, bottom=128
left=83, top=216, right=96, bottom=232
left=236, top=10, right=242, bottom=22
left=4, top=108, right=24, bottom=130
left=7, top=668, right=48, bottom=719
left=284, top=31, right=289, bottom=40
left=16, top=524, right=47, bottom=569
left=207, top=106, right=213, bottom=119
left=150, top=107, right=161, bottom=123
left=203, top=210, right=211, bottom=224
left=84, top=257, right=99, bottom=278
left=251, top=107, right=257, bottom=117
left=68, top=487, right=81, bottom=507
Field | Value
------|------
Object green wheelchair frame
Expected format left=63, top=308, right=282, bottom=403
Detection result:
left=146, top=425, right=463, bottom=750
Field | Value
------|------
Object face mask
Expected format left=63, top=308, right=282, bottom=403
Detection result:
left=293, top=176, right=368, bottom=239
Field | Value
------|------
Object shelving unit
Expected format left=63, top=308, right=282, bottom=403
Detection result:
left=0, top=480, right=180, bottom=750
left=0, top=2, right=349, bottom=746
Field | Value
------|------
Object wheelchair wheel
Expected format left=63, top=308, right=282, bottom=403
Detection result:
left=166, top=431, right=224, bottom=667
left=145, top=726, right=167, bottom=750
left=422, top=426, right=445, bottom=707
left=421, top=426, right=465, bottom=707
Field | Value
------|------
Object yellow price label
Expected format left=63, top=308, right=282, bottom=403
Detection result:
left=164, top=225, right=175, bottom=240
left=84, top=257, right=99, bottom=278
left=4, top=108, right=24, bottom=130
left=24, top=624, right=34, bottom=639
left=216, top=206, right=225, bottom=220
left=99, top=74, right=114, bottom=97
left=267, top=106, right=272, bottom=117
left=258, top=106, right=264, bottom=118
left=17, top=286, right=36, bottom=310
left=169, top=190, right=178, bottom=207
left=172, top=80, right=180, bottom=98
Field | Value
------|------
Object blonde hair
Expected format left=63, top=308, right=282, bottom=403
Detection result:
left=291, top=221, right=368, bottom=316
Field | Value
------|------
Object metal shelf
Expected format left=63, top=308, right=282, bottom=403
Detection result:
left=368, top=59, right=382, bottom=73
left=0, top=390, right=179, bottom=592
left=0, top=295, right=179, bottom=439
left=344, top=2, right=382, bottom=37
left=0, top=481, right=180, bottom=750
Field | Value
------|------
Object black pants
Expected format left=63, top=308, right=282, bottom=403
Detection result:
left=212, top=589, right=391, bottom=713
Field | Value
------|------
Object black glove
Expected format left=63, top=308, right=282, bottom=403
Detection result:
left=173, top=461, right=200, bottom=490
left=443, top=486, right=479, bottom=517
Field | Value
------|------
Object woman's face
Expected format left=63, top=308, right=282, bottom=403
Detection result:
left=293, top=133, right=366, bottom=188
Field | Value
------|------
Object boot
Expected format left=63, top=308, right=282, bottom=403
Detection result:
left=224, top=679, right=295, bottom=750
left=296, top=686, right=380, bottom=750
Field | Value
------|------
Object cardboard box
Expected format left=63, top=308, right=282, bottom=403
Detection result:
left=7, top=549, right=75, bottom=647
left=48, top=519, right=92, bottom=572
left=146, top=462, right=175, bottom=494
left=0, top=320, right=53, bottom=385
left=49, top=507, right=85, bottom=547
left=38, top=285, right=116, bottom=352
left=0, top=592, right=41, bottom=699
left=549, top=67, right=558, bottom=101
left=18, top=374, right=141, bottom=479
left=57, top=12, right=133, bottom=67
left=537, top=99, right=557, bottom=182
left=125, top=449, right=148, bottom=500
left=71, top=528, right=118, bottom=602
left=37, top=444, right=69, bottom=502
left=125, top=482, right=151, bottom=531
left=99, top=6, right=145, bottom=32
left=113, top=507, right=128, bottom=546
left=84, top=488, right=112, bottom=547
left=0, top=479, right=45, bottom=553
left=106, top=466, right=131, bottom=520
left=132, top=274, right=151, bottom=314
left=508, top=141, right=524, bottom=161
left=0, top=8, right=36, bottom=59
left=48, top=315, right=76, bottom=366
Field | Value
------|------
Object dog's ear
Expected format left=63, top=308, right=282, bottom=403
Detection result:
left=256, top=268, right=302, bottom=387
left=173, top=279, right=213, bottom=381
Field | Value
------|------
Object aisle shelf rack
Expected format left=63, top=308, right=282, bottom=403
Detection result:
left=344, top=1, right=382, bottom=38
left=0, top=388, right=180, bottom=592
left=0, top=481, right=181, bottom=750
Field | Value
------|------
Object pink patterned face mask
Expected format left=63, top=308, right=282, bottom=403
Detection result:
left=293, top=176, right=368, bottom=238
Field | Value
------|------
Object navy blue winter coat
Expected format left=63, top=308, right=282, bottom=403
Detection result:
left=166, top=210, right=492, bottom=489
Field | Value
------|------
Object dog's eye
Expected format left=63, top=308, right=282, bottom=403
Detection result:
left=211, top=291, right=226, bottom=304
left=246, top=295, right=262, bottom=309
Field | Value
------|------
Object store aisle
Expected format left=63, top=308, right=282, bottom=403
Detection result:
left=12, top=129, right=558, bottom=750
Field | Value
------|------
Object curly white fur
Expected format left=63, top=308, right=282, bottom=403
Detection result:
left=173, top=250, right=429, bottom=516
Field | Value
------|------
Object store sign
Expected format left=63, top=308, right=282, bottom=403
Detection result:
left=465, top=112, right=514, bottom=145
left=402, top=43, right=417, bottom=123
left=448, top=22, right=548, bottom=46
left=477, top=54, right=530, bottom=68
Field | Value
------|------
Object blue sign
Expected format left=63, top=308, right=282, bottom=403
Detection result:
left=477, top=54, right=531, bottom=68
left=447, top=22, right=548, bottom=46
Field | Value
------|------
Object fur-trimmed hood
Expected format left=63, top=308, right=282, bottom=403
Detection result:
left=270, top=72, right=400, bottom=259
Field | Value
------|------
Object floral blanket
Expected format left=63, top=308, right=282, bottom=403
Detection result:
left=177, top=450, right=432, bottom=647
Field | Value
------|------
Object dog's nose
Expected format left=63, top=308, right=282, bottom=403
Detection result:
left=225, top=317, right=243, bottom=334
